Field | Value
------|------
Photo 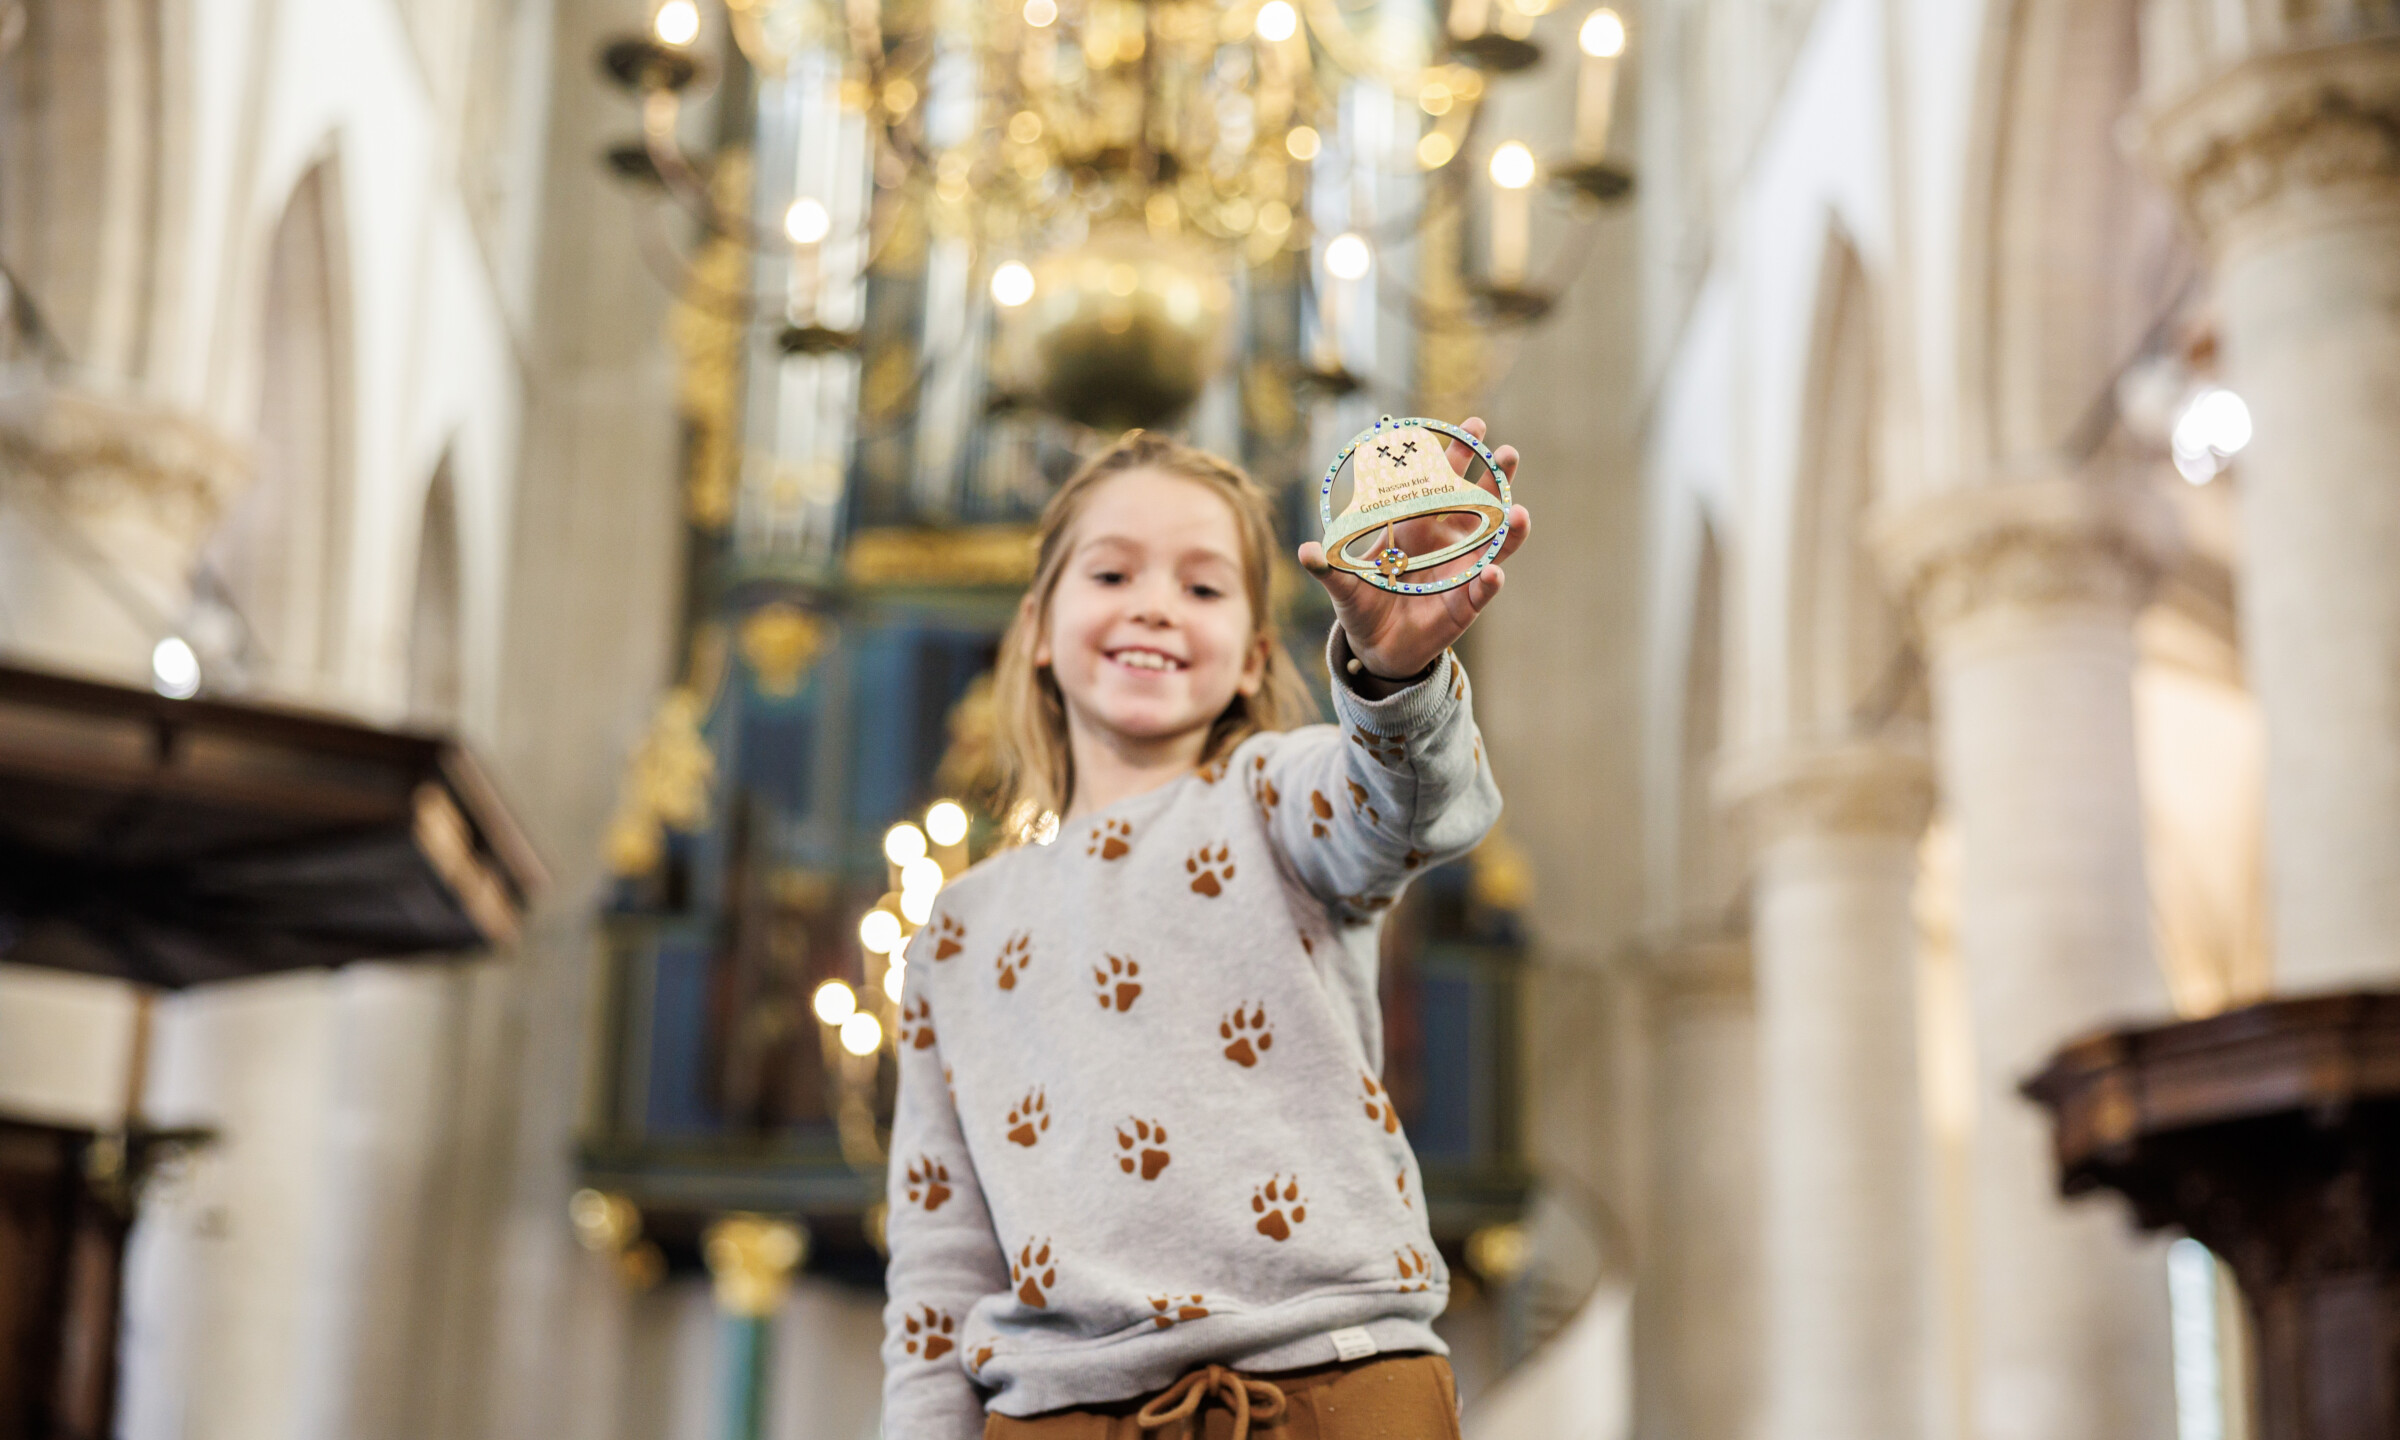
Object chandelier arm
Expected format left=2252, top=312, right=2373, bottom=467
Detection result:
left=644, top=104, right=797, bottom=251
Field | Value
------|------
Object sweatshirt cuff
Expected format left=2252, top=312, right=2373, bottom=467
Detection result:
left=1324, top=625, right=1463, bottom=737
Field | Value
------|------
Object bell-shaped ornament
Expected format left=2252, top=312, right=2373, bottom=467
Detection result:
left=1318, top=416, right=1512, bottom=595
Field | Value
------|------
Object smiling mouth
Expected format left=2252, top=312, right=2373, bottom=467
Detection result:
left=1107, top=648, right=1187, bottom=673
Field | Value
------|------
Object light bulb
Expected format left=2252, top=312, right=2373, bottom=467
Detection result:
left=884, top=822, right=928, bottom=865
left=991, top=261, right=1036, bottom=307
left=1490, top=141, right=1536, bottom=190
left=839, top=1012, right=884, bottom=1055
left=1255, top=0, right=1297, bottom=42
left=812, top=979, right=858, bottom=1025
left=925, top=800, right=970, bottom=846
left=784, top=197, right=830, bottom=245
left=151, top=637, right=200, bottom=699
left=653, top=0, right=699, bottom=46
left=2171, top=386, right=2253, bottom=484
left=1579, top=8, right=1625, bottom=57
left=883, top=960, right=907, bottom=1002
left=859, top=909, right=903, bottom=954
left=1325, top=232, right=1372, bottom=281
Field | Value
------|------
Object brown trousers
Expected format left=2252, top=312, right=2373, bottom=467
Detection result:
left=984, top=1354, right=1462, bottom=1440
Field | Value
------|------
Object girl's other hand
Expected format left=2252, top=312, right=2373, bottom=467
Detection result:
left=1295, top=417, right=1533, bottom=682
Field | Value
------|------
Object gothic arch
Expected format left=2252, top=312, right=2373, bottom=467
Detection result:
left=1963, top=0, right=2194, bottom=471
left=1788, top=228, right=1913, bottom=740
left=201, top=152, right=355, bottom=693
left=406, top=454, right=462, bottom=726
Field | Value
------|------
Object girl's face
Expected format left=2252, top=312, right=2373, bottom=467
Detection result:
left=1035, top=468, right=1268, bottom=752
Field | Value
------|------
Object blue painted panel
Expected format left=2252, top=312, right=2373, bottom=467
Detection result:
left=1414, top=974, right=1477, bottom=1161
left=645, top=935, right=717, bottom=1135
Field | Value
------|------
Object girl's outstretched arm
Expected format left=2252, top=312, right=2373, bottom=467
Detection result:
left=880, top=950, right=1010, bottom=1439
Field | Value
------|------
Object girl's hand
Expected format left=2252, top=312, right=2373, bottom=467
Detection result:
left=1295, top=416, right=1533, bottom=683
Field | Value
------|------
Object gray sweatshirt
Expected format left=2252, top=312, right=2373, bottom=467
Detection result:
left=879, top=640, right=1501, bottom=1436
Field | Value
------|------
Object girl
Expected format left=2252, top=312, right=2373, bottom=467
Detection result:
left=883, top=423, right=1529, bottom=1439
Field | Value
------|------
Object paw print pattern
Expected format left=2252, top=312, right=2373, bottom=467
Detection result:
left=904, top=1154, right=953, bottom=1211
left=1012, top=1238, right=1056, bottom=1308
left=1148, top=1293, right=1211, bottom=1329
left=1350, top=730, right=1408, bottom=767
left=1086, top=817, right=1132, bottom=861
left=903, top=1305, right=957, bottom=1359
left=1345, top=779, right=1381, bottom=828
left=1298, top=932, right=1315, bottom=956
left=969, top=1343, right=996, bottom=1376
left=1396, top=1247, right=1434, bottom=1293
left=1308, top=791, right=1333, bottom=839
left=1251, top=755, right=1280, bottom=812
left=1402, top=848, right=1428, bottom=871
left=927, top=912, right=966, bottom=960
left=1185, top=844, right=1235, bottom=896
left=1361, top=1073, right=1400, bottom=1134
left=1196, top=757, right=1229, bottom=784
left=1251, top=1175, right=1307, bottom=1241
left=1338, top=891, right=1399, bottom=925
left=1220, top=1003, right=1274, bottom=1067
left=1397, top=1168, right=1413, bottom=1209
left=1115, top=1117, right=1171, bottom=1179
left=1005, top=1088, right=1051, bottom=1146
left=994, top=931, right=1032, bottom=990
left=1092, top=955, right=1142, bottom=1012
left=897, top=994, right=936, bottom=1050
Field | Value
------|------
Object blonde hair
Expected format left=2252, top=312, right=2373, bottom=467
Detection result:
left=992, top=431, right=1316, bottom=823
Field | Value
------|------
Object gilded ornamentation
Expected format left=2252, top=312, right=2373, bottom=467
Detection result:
left=667, top=152, right=752, bottom=531
left=604, top=686, right=717, bottom=876
left=0, top=386, right=251, bottom=538
left=845, top=526, right=1037, bottom=587
left=738, top=602, right=826, bottom=697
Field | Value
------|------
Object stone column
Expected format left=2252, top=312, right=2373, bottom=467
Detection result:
left=2139, top=25, right=2400, bottom=993
left=1631, top=938, right=1762, bottom=1440
left=1876, top=478, right=2178, bottom=1440
left=1719, top=742, right=1933, bottom=1440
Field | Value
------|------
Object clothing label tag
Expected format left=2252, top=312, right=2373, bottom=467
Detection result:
left=1329, top=1326, right=1379, bottom=1362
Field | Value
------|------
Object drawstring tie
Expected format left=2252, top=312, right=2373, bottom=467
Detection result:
left=1134, top=1364, right=1288, bottom=1438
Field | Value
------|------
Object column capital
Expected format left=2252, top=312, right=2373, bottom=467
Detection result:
left=1870, top=477, right=2178, bottom=643
left=2138, top=35, right=2400, bottom=255
left=1716, top=740, right=1935, bottom=856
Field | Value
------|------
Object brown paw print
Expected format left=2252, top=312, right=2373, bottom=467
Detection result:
left=1339, top=891, right=1398, bottom=923
left=1148, top=1293, right=1210, bottom=1329
left=1346, top=778, right=1370, bottom=809
left=1472, top=735, right=1483, bottom=770
left=994, top=931, right=1032, bottom=990
left=1396, top=1246, right=1434, bottom=1293
left=1349, top=730, right=1408, bottom=767
left=904, top=1154, right=953, bottom=1211
left=1092, top=955, right=1142, bottom=1012
left=1361, top=1073, right=1400, bottom=1134
left=1397, top=1167, right=1413, bottom=1209
left=1185, top=844, right=1235, bottom=896
left=1196, top=757, right=1229, bottom=784
left=1453, top=667, right=1467, bottom=701
left=1012, top=1238, right=1056, bottom=1307
left=928, top=912, right=966, bottom=960
left=1115, top=1117, right=1171, bottom=1180
left=903, top=1305, right=957, bottom=1359
left=1298, top=932, right=1315, bottom=956
left=1220, top=1003, right=1274, bottom=1067
left=1086, top=817, right=1132, bottom=861
left=969, top=1343, right=995, bottom=1375
left=1005, top=1087, right=1051, bottom=1146
left=943, top=1065, right=956, bottom=1107
left=1309, top=790, right=1333, bottom=839
left=1402, top=848, right=1428, bottom=870
left=897, top=994, right=936, bottom=1050
left=1251, top=1174, right=1307, bottom=1241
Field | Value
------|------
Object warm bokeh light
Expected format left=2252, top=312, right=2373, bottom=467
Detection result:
left=1023, top=0, right=1057, bottom=25
left=1418, top=132, right=1459, bottom=169
left=901, top=886, right=936, bottom=925
left=991, top=261, right=1036, bottom=307
left=1325, top=232, right=1373, bottom=281
left=859, top=908, right=903, bottom=953
left=901, top=857, right=944, bottom=897
left=812, top=979, right=858, bottom=1025
left=653, top=0, right=699, bottom=46
left=884, top=822, right=928, bottom=865
left=784, top=197, right=830, bottom=245
left=1580, top=8, right=1626, bottom=56
left=1285, top=126, right=1321, bottom=162
left=1254, top=0, right=1297, bottom=42
left=2172, top=387, right=2253, bottom=484
left=925, top=800, right=970, bottom=846
left=1490, top=140, right=1537, bottom=189
left=839, top=1012, right=883, bottom=1055
left=883, top=960, right=907, bottom=1001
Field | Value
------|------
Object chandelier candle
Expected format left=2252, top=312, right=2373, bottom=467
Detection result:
left=1320, top=416, right=1513, bottom=595
left=1575, top=10, right=1626, bottom=162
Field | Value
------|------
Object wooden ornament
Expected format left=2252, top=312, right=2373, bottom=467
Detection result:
left=1319, top=416, right=1511, bottom=595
